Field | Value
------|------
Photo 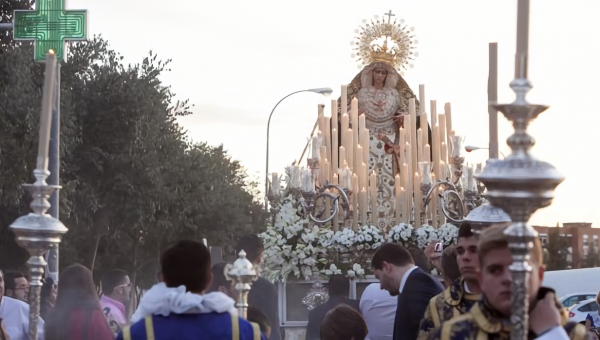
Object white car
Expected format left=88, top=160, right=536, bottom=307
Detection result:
left=560, top=293, right=597, bottom=308
left=568, top=298, right=599, bottom=324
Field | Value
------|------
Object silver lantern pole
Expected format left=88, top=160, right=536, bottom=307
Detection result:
left=475, top=0, right=564, bottom=339
left=9, top=52, right=68, bottom=340
left=225, top=250, right=259, bottom=319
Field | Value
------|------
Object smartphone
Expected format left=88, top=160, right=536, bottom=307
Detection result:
left=434, top=241, right=443, bottom=254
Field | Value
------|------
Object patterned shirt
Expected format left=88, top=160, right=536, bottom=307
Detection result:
left=100, top=295, right=127, bottom=337
left=427, top=297, right=590, bottom=340
left=418, top=277, right=481, bottom=340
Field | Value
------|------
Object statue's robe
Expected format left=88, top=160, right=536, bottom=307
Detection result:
left=427, top=292, right=590, bottom=340
left=418, top=277, right=481, bottom=340
left=334, top=65, right=432, bottom=227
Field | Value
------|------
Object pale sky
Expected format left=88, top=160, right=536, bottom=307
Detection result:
left=67, top=0, right=600, bottom=227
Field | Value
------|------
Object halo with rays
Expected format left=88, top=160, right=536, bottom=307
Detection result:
left=350, top=13, right=418, bottom=75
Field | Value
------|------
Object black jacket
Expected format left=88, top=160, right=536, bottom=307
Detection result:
left=394, top=267, right=444, bottom=340
left=305, top=296, right=360, bottom=340
left=248, top=277, right=281, bottom=340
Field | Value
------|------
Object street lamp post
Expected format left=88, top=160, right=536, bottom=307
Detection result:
left=465, top=145, right=506, bottom=159
left=265, top=88, right=332, bottom=208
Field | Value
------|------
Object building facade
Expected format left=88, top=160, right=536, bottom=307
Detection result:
left=533, top=223, right=600, bottom=268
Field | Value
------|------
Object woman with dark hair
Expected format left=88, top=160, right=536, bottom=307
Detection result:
left=44, top=264, right=113, bottom=340
left=40, top=277, right=57, bottom=320
left=320, top=305, right=368, bottom=340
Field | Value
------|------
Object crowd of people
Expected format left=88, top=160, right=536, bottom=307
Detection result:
left=0, top=224, right=598, bottom=340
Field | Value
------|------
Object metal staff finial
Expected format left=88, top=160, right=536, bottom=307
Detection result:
left=225, top=250, right=259, bottom=319
left=476, top=1, right=564, bottom=339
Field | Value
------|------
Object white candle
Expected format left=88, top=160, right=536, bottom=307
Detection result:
left=419, top=84, right=426, bottom=115
left=312, top=135, right=320, bottom=160
left=332, top=100, right=339, bottom=169
left=324, top=159, right=330, bottom=184
left=332, top=128, right=339, bottom=172
left=362, top=128, right=370, bottom=166
left=359, top=114, right=366, bottom=131
left=352, top=173, right=359, bottom=231
left=395, top=174, right=402, bottom=222
left=408, top=99, right=418, bottom=185
left=432, top=125, right=441, bottom=179
left=339, top=146, right=346, bottom=170
left=417, top=128, right=423, bottom=162
left=320, top=145, right=327, bottom=184
left=445, top=103, right=453, bottom=158
left=333, top=173, right=339, bottom=185
left=325, top=118, right=332, bottom=171
left=438, top=114, right=447, bottom=163
left=318, top=104, right=325, bottom=134
left=370, top=170, right=377, bottom=222
left=441, top=141, right=448, bottom=166
left=430, top=100, right=437, bottom=127
left=341, top=84, right=348, bottom=114
left=414, top=172, right=422, bottom=226
left=467, top=165, right=475, bottom=191
left=351, top=98, right=359, bottom=171
left=341, top=113, right=349, bottom=155
left=347, top=128, right=354, bottom=171
left=360, top=161, right=367, bottom=191
left=398, top=127, right=405, bottom=167
left=424, top=144, right=431, bottom=163
left=37, top=51, right=58, bottom=171
left=272, top=172, right=280, bottom=195
left=360, top=187, right=368, bottom=225
left=403, top=163, right=411, bottom=223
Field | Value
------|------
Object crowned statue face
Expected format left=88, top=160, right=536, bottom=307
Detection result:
left=372, top=67, right=388, bottom=88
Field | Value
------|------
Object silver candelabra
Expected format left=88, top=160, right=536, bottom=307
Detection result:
left=225, top=250, right=259, bottom=319
left=10, top=169, right=68, bottom=340
left=476, top=1, right=564, bottom=338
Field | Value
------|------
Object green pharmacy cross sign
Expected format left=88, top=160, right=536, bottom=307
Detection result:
left=13, top=0, right=88, bottom=62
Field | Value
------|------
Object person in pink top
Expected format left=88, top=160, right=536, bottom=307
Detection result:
left=100, top=269, right=131, bottom=336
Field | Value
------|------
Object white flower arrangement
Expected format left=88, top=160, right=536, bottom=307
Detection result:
left=332, top=228, right=356, bottom=251
left=347, top=263, right=365, bottom=278
left=259, top=198, right=330, bottom=281
left=415, top=224, right=438, bottom=249
left=323, top=263, right=342, bottom=275
left=437, top=223, right=459, bottom=245
left=355, top=225, right=385, bottom=251
left=387, top=223, right=415, bottom=246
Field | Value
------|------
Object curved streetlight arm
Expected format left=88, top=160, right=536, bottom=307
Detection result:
left=265, top=90, right=316, bottom=207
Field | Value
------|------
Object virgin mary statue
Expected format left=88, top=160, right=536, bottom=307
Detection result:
left=338, top=13, right=430, bottom=227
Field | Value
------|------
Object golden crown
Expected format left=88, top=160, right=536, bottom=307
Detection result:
left=370, top=40, right=397, bottom=64
left=351, top=11, right=418, bottom=74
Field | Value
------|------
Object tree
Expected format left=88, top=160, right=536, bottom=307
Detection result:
left=0, top=34, right=267, bottom=288
left=581, top=247, right=600, bottom=268
left=545, top=227, right=571, bottom=271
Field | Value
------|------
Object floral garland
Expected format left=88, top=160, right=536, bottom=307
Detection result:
left=260, top=196, right=459, bottom=282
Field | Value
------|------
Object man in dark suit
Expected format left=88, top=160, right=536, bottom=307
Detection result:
left=371, top=243, right=444, bottom=340
left=236, top=235, right=281, bottom=340
left=305, top=275, right=359, bottom=340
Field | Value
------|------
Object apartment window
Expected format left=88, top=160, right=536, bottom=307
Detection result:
left=583, top=235, right=589, bottom=256
left=594, top=235, right=598, bottom=252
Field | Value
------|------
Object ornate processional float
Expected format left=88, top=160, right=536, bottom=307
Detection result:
left=260, top=12, right=488, bottom=335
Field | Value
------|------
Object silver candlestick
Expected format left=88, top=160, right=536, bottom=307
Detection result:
left=225, top=250, right=259, bottom=319
left=10, top=169, right=68, bottom=340
left=475, top=1, right=564, bottom=339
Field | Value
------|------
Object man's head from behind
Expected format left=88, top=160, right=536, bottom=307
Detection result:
left=371, top=243, right=414, bottom=296
left=161, top=240, right=212, bottom=294
left=328, top=274, right=350, bottom=298
left=208, top=262, right=238, bottom=300
left=5, top=270, right=29, bottom=302
left=101, top=269, right=130, bottom=304
left=477, top=224, right=544, bottom=317
left=456, top=223, right=480, bottom=281
left=235, top=234, right=264, bottom=266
